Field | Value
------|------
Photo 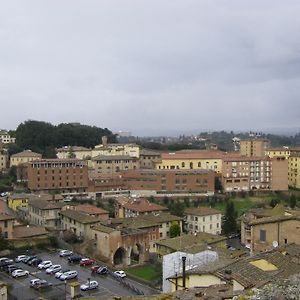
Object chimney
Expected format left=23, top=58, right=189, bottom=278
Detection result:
left=102, top=136, right=108, bottom=146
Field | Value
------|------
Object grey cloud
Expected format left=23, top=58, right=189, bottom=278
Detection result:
left=1, top=0, right=300, bottom=135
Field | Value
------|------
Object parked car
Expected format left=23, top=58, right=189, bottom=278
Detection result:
left=46, top=265, right=62, bottom=274
left=32, top=280, right=53, bottom=290
left=38, top=261, right=52, bottom=270
left=0, top=259, right=14, bottom=267
left=114, top=270, right=126, bottom=278
left=0, top=257, right=9, bottom=263
left=23, top=256, right=37, bottom=264
left=11, top=269, right=29, bottom=278
left=80, top=258, right=95, bottom=266
left=29, top=258, right=43, bottom=267
left=5, top=265, right=18, bottom=273
left=59, top=250, right=73, bottom=257
left=80, top=280, right=99, bottom=291
left=59, top=270, right=78, bottom=281
left=55, top=269, right=70, bottom=279
left=15, top=255, right=28, bottom=263
left=68, top=255, right=82, bottom=263
left=30, top=279, right=42, bottom=288
left=91, top=265, right=101, bottom=273
left=97, top=266, right=108, bottom=275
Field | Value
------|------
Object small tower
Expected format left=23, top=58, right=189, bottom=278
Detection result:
left=102, top=136, right=108, bottom=146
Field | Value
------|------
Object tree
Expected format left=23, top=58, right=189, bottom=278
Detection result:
left=270, top=198, right=280, bottom=208
left=223, top=201, right=237, bottom=235
left=169, top=223, right=181, bottom=238
left=290, top=194, right=297, bottom=208
left=0, top=232, right=9, bottom=251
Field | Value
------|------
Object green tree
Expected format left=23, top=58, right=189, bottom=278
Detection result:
left=169, top=223, right=181, bottom=238
left=223, top=201, right=237, bottom=235
left=289, top=194, right=297, bottom=208
left=270, top=198, right=280, bottom=208
left=0, top=232, right=9, bottom=251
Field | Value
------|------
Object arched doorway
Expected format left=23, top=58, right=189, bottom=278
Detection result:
left=113, top=247, right=126, bottom=265
left=130, top=243, right=143, bottom=265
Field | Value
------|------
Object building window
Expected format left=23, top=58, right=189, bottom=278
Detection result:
left=260, top=230, right=266, bottom=242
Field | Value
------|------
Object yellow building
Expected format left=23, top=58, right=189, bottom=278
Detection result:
left=10, top=150, right=42, bottom=167
left=240, top=139, right=270, bottom=157
left=267, top=147, right=290, bottom=159
left=288, top=149, right=300, bottom=189
left=154, top=150, right=227, bottom=173
left=56, top=146, right=92, bottom=160
left=7, top=193, right=29, bottom=211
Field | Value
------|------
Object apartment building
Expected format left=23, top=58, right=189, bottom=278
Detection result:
left=27, top=159, right=89, bottom=193
left=0, top=214, right=15, bottom=239
left=28, top=200, right=63, bottom=228
left=0, top=148, right=8, bottom=171
left=267, top=147, right=290, bottom=159
left=91, top=155, right=139, bottom=176
left=139, top=149, right=161, bottom=169
left=56, top=146, right=92, bottom=160
left=240, top=139, right=270, bottom=157
left=92, top=136, right=140, bottom=158
left=7, top=193, right=29, bottom=211
left=184, top=207, right=222, bottom=235
left=154, top=150, right=226, bottom=173
left=222, top=156, right=288, bottom=192
left=59, top=209, right=101, bottom=239
left=114, top=197, right=168, bottom=218
left=288, top=149, right=300, bottom=189
left=122, top=169, right=215, bottom=194
left=0, top=130, right=15, bottom=144
left=10, top=150, right=42, bottom=167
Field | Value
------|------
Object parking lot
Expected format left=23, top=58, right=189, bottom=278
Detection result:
left=0, top=251, right=159, bottom=300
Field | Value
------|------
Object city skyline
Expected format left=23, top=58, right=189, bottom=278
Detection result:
left=1, top=1, right=300, bottom=135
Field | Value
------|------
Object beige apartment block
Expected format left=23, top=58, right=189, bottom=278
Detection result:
left=184, top=207, right=222, bottom=235
left=28, top=200, right=63, bottom=228
left=267, top=147, right=290, bottom=159
left=0, top=149, right=8, bottom=171
left=288, top=150, right=300, bottom=189
left=56, top=146, right=92, bottom=160
left=0, top=130, right=15, bottom=144
left=0, top=214, right=14, bottom=239
left=10, top=150, right=42, bottom=167
left=91, top=155, right=139, bottom=176
left=139, top=149, right=161, bottom=169
left=240, top=139, right=270, bottom=157
left=59, top=209, right=101, bottom=240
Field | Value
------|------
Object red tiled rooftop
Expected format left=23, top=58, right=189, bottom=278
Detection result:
left=118, top=197, right=168, bottom=213
left=75, top=204, right=108, bottom=215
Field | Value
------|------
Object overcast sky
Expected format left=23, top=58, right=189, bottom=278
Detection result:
left=1, top=1, right=300, bottom=136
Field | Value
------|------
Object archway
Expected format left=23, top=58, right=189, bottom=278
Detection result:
left=130, top=243, right=143, bottom=265
left=113, top=247, right=126, bottom=265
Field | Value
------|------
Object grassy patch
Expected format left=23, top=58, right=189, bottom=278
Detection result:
left=126, top=264, right=162, bottom=282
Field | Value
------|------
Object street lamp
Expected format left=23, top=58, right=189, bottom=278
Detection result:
left=64, top=280, right=67, bottom=300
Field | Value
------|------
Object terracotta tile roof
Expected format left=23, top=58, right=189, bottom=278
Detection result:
left=60, top=209, right=101, bottom=224
left=140, top=213, right=182, bottom=223
left=156, top=233, right=226, bottom=253
left=13, top=225, right=48, bottom=239
left=28, top=199, right=64, bottom=210
left=92, top=224, right=116, bottom=234
left=140, top=149, right=161, bottom=156
left=74, top=204, right=108, bottom=215
left=11, top=150, right=42, bottom=158
left=118, top=197, right=168, bottom=213
left=184, top=207, right=222, bottom=217
left=92, top=155, right=136, bottom=161
left=0, top=213, right=15, bottom=221
left=161, top=150, right=226, bottom=160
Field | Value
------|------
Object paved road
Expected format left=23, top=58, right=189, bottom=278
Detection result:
left=1, top=251, right=160, bottom=299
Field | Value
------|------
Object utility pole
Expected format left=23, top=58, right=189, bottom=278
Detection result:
left=182, top=256, right=186, bottom=289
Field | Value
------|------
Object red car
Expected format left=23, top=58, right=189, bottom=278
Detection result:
left=91, top=265, right=101, bottom=273
left=80, top=258, right=95, bottom=266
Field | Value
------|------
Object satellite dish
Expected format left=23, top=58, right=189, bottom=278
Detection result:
left=272, top=241, right=278, bottom=248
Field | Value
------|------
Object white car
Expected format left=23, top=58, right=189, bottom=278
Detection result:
left=59, top=270, right=78, bottom=280
left=12, top=269, right=29, bottom=278
left=38, top=261, right=52, bottom=270
left=15, top=255, right=28, bottom=263
left=55, top=269, right=70, bottom=279
left=0, top=257, right=9, bottom=263
left=80, top=280, right=99, bottom=291
left=114, top=270, right=126, bottom=278
left=30, top=278, right=41, bottom=287
left=46, top=264, right=61, bottom=274
left=59, top=250, right=73, bottom=257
